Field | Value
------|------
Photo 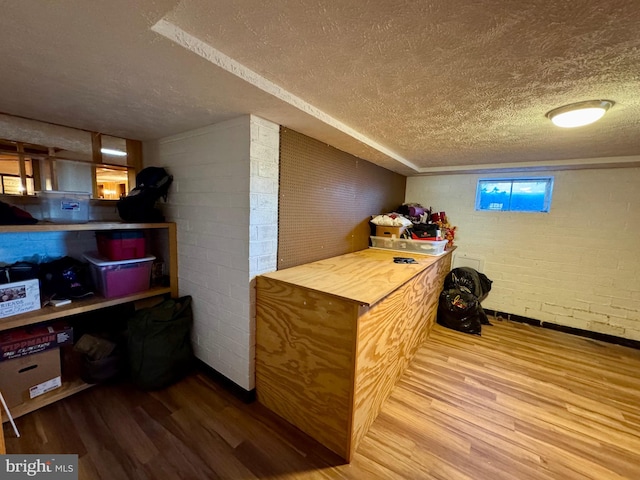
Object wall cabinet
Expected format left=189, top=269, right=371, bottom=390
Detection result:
left=0, top=222, right=178, bottom=420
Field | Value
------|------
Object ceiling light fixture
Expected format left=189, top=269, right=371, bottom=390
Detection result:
left=546, top=100, right=614, bottom=128
left=100, top=148, right=127, bottom=157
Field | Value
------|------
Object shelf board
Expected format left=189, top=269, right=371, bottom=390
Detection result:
left=0, top=287, right=172, bottom=331
left=2, top=378, right=95, bottom=422
left=0, top=222, right=174, bottom=233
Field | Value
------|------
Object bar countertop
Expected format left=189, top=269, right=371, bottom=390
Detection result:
left=260, top=247, right=454, bottom=306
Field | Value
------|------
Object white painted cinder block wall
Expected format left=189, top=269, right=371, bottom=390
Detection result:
left=406, top=167, right=640, bottom=340
left=144, top=115, right=279, bottom=390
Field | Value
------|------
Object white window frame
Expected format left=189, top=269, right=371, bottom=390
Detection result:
left=475, top=176, right=554, bottom=213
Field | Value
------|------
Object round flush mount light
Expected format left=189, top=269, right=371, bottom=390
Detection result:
left=546, top=100, right=614, bottom=128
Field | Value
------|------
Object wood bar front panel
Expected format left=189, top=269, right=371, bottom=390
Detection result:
left=256, top=276, right=359, bottom=459
left=256, top=249, right=453, bottom=461
left=351, top=253, right=452, bottom=452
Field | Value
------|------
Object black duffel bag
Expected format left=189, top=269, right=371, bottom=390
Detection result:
left=128, top=296, right=194, bottom=390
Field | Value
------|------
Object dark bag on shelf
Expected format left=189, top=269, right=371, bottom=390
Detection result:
left=1, top=261, right=39, bottom=284
left=411, top=223, right=439, bottom=239
left=38, top=256, right=93, bottom=300
left=128, top=296, right=194, bottom=390
left=117, top=166, right=173, bottom=223
left=0, top=200, right=38, bottom=225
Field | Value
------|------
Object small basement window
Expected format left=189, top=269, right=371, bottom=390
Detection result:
left=475, top=177, right=554, bottom=212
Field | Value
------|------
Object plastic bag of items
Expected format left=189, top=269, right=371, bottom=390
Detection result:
left=370, top=213, right=413, bottom=227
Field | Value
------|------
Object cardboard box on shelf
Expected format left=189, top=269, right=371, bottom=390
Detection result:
left=0, top=278, right=40, bottom=319
left=0, top=348, right=62, bottom=408
left=375, top=225, right=406, bottom=238
left=0, top=322, right=73, bottom=362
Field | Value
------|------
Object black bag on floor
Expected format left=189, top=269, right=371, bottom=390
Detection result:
left=443, top=267, right=493, bottom=325
left=444, top=267, right=493, bottom=302
left=74, top=334, right=125, bottom=384
left=128, top=296, right=194, bottom=390
left=437, top=288, right=483, bottom=335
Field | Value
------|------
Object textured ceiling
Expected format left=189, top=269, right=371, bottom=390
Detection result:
left=0, top=0, right=638, bottom=175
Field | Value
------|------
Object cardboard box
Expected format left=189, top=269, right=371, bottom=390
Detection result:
left=0, top=278, right=41, bottom=319
left=0, top=348, right=62, bottom=408
left=375, top=225, right=406, bottom=238
left=0, top=322, right=73, bottom=362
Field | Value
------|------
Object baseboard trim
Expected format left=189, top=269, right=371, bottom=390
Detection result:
left=486, top=309, right=640, bottom=350
left=195, top=359, right=256, bottom=403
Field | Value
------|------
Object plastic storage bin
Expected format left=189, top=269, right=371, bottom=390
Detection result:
left=370, top=236, right=448, bottom=256
left=96, top=230, right=146, bottom=261
left=83, top=252, right=155, bottom=298
left=37, top=191, right=90, bottom=224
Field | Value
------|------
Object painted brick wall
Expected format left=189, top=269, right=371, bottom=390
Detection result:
left=144, top=115, right=278, bottom=391
left=248, top=117, right=280, bottom=380
left=0, top=231, right=96, bottom=265
left=0, top=198, right=120, bottom=266
left=406, top=168, right=640, bottom=340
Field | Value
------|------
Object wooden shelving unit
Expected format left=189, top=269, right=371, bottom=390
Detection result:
left=0, top=286, right=172, bottom=332
left=0, top=221, right=178, bottom=421
left=8, top=378, right=94, bottom=420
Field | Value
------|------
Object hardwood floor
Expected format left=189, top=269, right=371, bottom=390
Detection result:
left=5, top=318, right=640, bottom=479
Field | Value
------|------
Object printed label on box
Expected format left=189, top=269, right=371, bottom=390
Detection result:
left=29, top=375, right=62, bottom=399
left=61, top=200, right=80, bottom=211
left=57, top=330, right=72, bottom=343
left=2, top=333, right=56, bottom=359
left=1, top=323, right=73, bottom=361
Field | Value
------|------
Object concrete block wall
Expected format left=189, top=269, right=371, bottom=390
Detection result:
left=406, top=167, right=640, bottom=340
left=144, top=115, right=279, bottom=391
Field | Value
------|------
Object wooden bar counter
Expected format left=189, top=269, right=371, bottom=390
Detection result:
left=256, top=247, right=453, bottom=461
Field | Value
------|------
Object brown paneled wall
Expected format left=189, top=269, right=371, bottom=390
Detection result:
left=278, top=128, right=406, bottom=269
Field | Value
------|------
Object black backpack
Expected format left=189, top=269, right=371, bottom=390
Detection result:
left=117, top=167, right=173, bottom=222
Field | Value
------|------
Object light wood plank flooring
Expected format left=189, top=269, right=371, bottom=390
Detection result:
left=5, top=319, right=640, bottom=479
